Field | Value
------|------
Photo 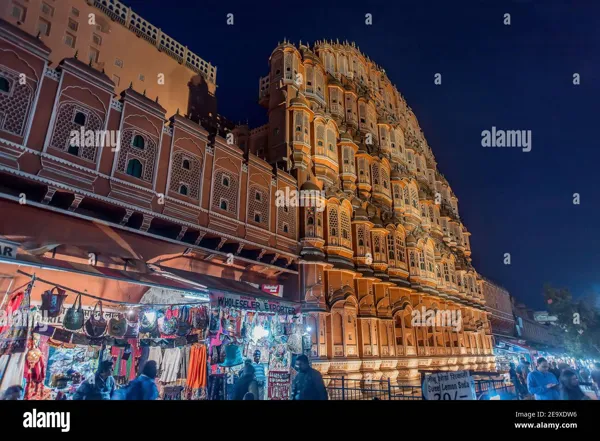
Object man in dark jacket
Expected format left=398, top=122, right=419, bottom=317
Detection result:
left=292, top=355, right=328, bottom=400
left=73, top=360, right=115, bottom=400
left=125, top=360, right=159, bottom=400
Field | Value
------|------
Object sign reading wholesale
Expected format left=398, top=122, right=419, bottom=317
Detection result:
left=422, top=370, right=476, bottom=400
left=212, top=292, right=298, bottom=315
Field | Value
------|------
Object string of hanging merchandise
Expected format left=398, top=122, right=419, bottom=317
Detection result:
left=16, top=269, right=210, bottom=308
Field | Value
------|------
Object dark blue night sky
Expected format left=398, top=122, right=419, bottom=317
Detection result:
left=126, top=0, right=599, bottom=309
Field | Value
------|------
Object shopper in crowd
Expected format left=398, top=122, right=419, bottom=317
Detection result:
left=252, top=350, right=266, bottom=400
left=1, top=385, right=23, bottom=400
left=591, top=362, right=600, bottom=390
left=516, top=359, right=531, bottom=388
left=509, top=362, right=527, bottom=399
left=527, top=357, right=560, bottom=400
left=559, top=369, right=590, bottom=400
left=125, top=360, right=159, bottom=400
left=578, top=366, right=591, bottom=383
left=232, top=362, right=258, bottom=400
left=73, top=360, right=116, bottom=400
left=549, top=361, right=561, bottom=380
left=292, top=354, right=328, bottom=400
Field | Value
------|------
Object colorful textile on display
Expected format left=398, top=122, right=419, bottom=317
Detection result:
left=0, top=280, right=33, bottom=356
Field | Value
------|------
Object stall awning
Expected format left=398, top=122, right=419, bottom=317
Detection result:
left=0, top=254, right=210, bottom=303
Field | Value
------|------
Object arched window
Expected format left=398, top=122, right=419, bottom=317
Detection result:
left=182, top=159, right=190, bottom=170
left=74, top=111, right=86, bottom=126
left=254, top=213, right=261, bottom=223
left=126, top=159, right=143, bottom=178
left=283, top=224, right=289, bottom=233
left=307, top=216, right=314, bottom=225
left=222, top=176, right=230, bottom=187
left=179, top=185, right=188, bottom=195
left=220, top=199, right=228, bottom=211
left=132, top=135, right=145, bottom=150
left=0, top=77, right=10, bottom=93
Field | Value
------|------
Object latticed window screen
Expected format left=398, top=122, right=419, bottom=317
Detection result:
left=315, top=69, right=324, bottom=98
left=294, top=112, right=303, bottom=142
left=117, top=129, right=157, bottom=181
left=357, top=226, right=365, bottom=251
left=419, top=251, right=426, bottom=271
left=316, top=124, right=325, bottom=155
left=284, top=52, right=293, bottom=80
left=328, top=205, right=339, bottom=244
left=305, top=65, right=314, bottom=93
left=50, top=102, right=103, bottom=162
left=340, top=208, right=352, bottom=249
left=426, top=247, right=435, bottom=274
left=410, top=186, right=419, bottom=208
left=358, top=158, right=369, bottom=183
left=326, top=128, right=337, bottom=161
left=0, top=69, right=34, bottom=136
left=403, top=186, right=410, bottom=205
left=444, top=263, right=450, bottom=282
left=248, top=185, right=269, bottom=228
left=393, top=184, right=402, bottom=206
left=303, top=113, right=310, bottom=143
left=278, top=202, right=296, bottom=237
left=396, top=234, right=406, bottom=262
left=211, top=169, right=238, bottom=214
left=169, top=150, right=201, bottom=199
left=381, top=168, right=390, bottom=194
left=387, top=233, right=395, bottom=262
left=410, top=251, right=417, bottom=269
left=371, top=163, right=380, bottom=185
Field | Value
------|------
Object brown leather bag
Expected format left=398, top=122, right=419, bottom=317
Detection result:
left=84, top=301, right=107, bottom=338
left=108, top=313, right=127, bottom=338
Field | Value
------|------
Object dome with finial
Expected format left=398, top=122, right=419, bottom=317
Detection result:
left=301, top=179, right=320, bottom=192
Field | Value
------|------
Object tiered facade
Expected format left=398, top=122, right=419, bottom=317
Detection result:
left=255, top=40, right=494, bottom=383
left=0, top=0, right=494, bottom=388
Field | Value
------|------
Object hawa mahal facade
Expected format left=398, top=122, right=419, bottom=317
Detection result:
left=0, top=0, right=493, bottom=385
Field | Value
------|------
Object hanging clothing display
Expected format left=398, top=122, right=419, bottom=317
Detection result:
left=187, top=344, right=207, bottom=389
left=0, top=351, right=26, bottom=393
left=160, top=347, right=182, bottom=383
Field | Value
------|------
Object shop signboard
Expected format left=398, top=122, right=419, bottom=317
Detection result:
left=0, top=239, right=19, bottom=260
left=261, top=284, right=283, bottom=297
left=212, top=292, right=298, bottom=315
left=422, top=370, right=476, bottom=400
left=267, top=370, right=291, bottom=400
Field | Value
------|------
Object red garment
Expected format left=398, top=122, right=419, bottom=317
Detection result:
left=0, top=292, right=24, bottom=334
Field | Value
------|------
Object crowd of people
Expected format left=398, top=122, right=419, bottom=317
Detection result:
left=1, top=354, right=329, bottom=401
left=509, top=357, right=600, bottom=400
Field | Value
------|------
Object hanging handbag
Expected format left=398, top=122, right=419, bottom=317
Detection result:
left=40, top=287, right=67, bottom=318
left=140, top=309, right=158, bottom=334
left=159, top=307, right=178, bottom=336
left=64, top=294, right=84, bottom=331
left=84, top=301, right=107, bottom=338
left=176, top=306, right=192, bottom=337
left=124, top=310, right=140, bottom=338
left=108, top=313, right=127, bottom=338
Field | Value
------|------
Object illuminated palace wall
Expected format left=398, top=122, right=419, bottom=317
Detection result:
left=254, top=40, right=494, bottom=383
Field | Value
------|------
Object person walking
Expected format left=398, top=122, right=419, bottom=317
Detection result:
left=232, top=362, right=258, bottom=400
left=1, top=385, right=23, bottom=400
left=509, top=362, right=526, bottom=399
left=516, top=358, right=530, bottom=387
left=292, top=355, right=328, bottom=400
left=591, top=362, right=600, bottom=391
left=251, top=350, right=266, bottom=400
left=549, top=361, right=561, bottom=380
left=527, top=357, right=560, bottom=400
left=73, top=360, right=116, bottom=400
left=125, top=360, right=159, bottom=400
left=559, top=369, right=590, bottom=400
